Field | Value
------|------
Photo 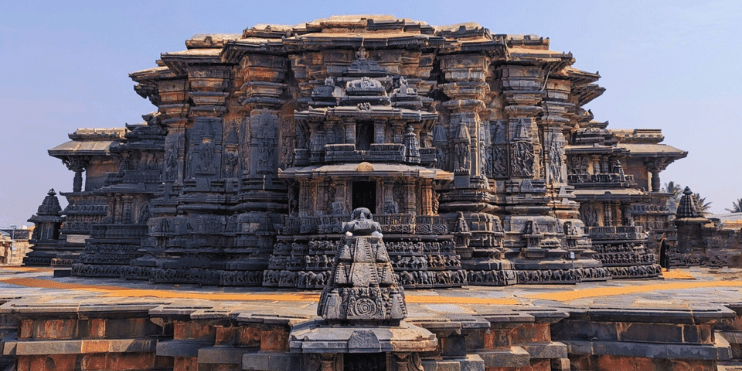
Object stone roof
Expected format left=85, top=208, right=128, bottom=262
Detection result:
left=616, top=143, right=688, bottom=158
left=48, top=128, right=126, bottom=157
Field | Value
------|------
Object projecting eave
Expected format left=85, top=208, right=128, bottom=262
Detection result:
left=618, top=143, right=688, bottom=159
left=565, top=145, right=629, bottom=156
left=506, top=47, right=574, bottom=68
left=48, top=128, right=126, bottom=158
left=573, top=84, right=606, bottom=106
left=48, top=140, right=118, bottom=158
left=161, top=48, right=226, bottom=76
left=129, top=66, right=176, bottom=82
left=278, top=163, right=453, bottom=180
left=564, top=66, right=601, bottom=86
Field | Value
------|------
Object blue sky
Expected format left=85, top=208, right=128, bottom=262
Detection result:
left=1, top=0, right=741, bottom=226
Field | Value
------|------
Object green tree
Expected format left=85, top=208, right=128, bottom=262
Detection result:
left=663, top=181, right=682, bottom=195
left=725, top=198, right=742, bottom=213
left=664, top=181, right=683, bottom=214
left=692, top=193, right=712, bottom=214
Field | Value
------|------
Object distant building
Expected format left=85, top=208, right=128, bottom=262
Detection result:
left=0, top=226, right=34, bottom=266
left=674, top=188, right=742, bottom=267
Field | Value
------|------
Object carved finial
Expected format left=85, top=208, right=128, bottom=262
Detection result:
left=356, top=46, right=369, bottom=60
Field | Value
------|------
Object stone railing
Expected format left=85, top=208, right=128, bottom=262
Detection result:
left=419, top=148, right=438, bottom=167
left=286, top=214, right=449, bottom=235
left=90, top=224, right=148, bottom=240
left=588, top=226, right=645, bottom=241
left=415, top=215, right=448, bottom=234
left=318, top=215, right=351, bottom=233
left=568, top=173, right=634, bottom=185
left=375, top=213, right=416, bottom=233
left=122, top=170, right=161, bottom=184
left=324, top=143, right=405, bottom=163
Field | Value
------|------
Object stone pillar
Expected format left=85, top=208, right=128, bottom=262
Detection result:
left=73, top=170, right=84, bottom=192
left=62, top=157, right=89, bottom=192
left=651, top=171, right=661, bottom=193
left=421, top=181, right=433, bottom=215
left=645, top=157, right=670, bottom=193
left=298, top=179, right=311, bottom=217
left=592, top=155, right=601, bottom=175
left=392, top=120, right=405, bottom=143
left=405, top=180, right=416, bottom=215
left=344, top=118, right=356, bottom=145
left=374, top=119, right=386, bottom=144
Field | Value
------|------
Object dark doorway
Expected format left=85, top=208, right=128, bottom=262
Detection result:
left=352, top=181, right=376, bottom=213
left=344, top=353, right=386, bottom=371
left=356, top=122, right=374, bottom=150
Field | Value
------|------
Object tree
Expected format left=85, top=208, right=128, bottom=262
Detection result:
left=663, top=181, right=682, bottom=196
left=692, top=193, right=712, bottom=214
left=726, top=198, right=742, bottom=213
left=664, top=181, right=683, bottom=214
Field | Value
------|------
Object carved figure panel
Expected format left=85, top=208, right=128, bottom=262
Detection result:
left=544, top=129, right=566, bottom=184
left=510, top=141, right=534, bottom=177
left=251, top=111, right=278, bottom=175
left=186, top=118, right=223, bottom=179
left=580, top=203, right=601, bottom=227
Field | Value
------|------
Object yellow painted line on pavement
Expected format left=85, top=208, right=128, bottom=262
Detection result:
left=0, top=266, right=53, bottom=272
left=0, top=277, right=519, bottom=305
left=526, top=280, right=742, bottom=302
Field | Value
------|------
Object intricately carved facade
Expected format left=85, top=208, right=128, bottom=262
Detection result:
left=28, top=15, right=686, bottom=285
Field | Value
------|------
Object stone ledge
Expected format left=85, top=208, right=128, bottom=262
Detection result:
left=4, top=338, right=156, bottom=355
left=422, top=354, right=485, bottom=371
left=198, top=346, right=247, bottom=364
left=477, top=346, right=530, bottom=368
left=156, top=339, right=213, bottom=358
left=242, top=351, right=301, bottom=371
left=564, top=336, right=732, bottom=361
left=523, top=342, right=568, bottom=359
left=720, top=331, right=742, bottom=344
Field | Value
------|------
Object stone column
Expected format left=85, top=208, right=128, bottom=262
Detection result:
left=298, top=179, right=311, bottom=217
left=391, top=120, right=406, bottom=143
left=374, top=119, right=386, bottom=144
left=646, top=157, right=670, bottom=193
left=63, top=157, right=90, bottom=192
left=420, top=180, right=433, bottom=215
left=405, top=180, right=416, bottom=215
left=344, top=118, right=356, bottom=145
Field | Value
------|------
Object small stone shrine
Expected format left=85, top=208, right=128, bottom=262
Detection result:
left=27, top=15, right=687, bottom=285
left=317, top=207, right=406, bottom=322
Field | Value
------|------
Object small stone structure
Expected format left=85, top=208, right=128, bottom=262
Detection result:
left=26, top=15, right=688, bottom=285
left=672, top=187, right=742, bottom=267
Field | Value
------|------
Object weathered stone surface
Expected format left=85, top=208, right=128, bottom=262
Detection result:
left=24, top=15, right=688, bottom=290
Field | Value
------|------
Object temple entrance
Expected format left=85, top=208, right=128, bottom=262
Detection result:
left=352, top=181, right=376, bottom=213
left=343, top=353, right=386, bottom=371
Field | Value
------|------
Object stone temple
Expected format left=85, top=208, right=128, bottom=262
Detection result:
left=27, top=15, right=687, bottom=288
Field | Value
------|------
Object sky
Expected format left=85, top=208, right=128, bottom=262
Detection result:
left=0, top=0, right=741, bottom=226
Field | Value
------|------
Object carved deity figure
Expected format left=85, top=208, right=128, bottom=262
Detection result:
left=548, top=135, right=564, bottom=183
left=510, top=141, right=534, bottom=177
left=454, top=142, right=470, bottom=172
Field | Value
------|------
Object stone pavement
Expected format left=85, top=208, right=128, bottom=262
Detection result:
left=0, top=266, right=739, bottom=312
left=2, top=266, right=742, bottom=371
